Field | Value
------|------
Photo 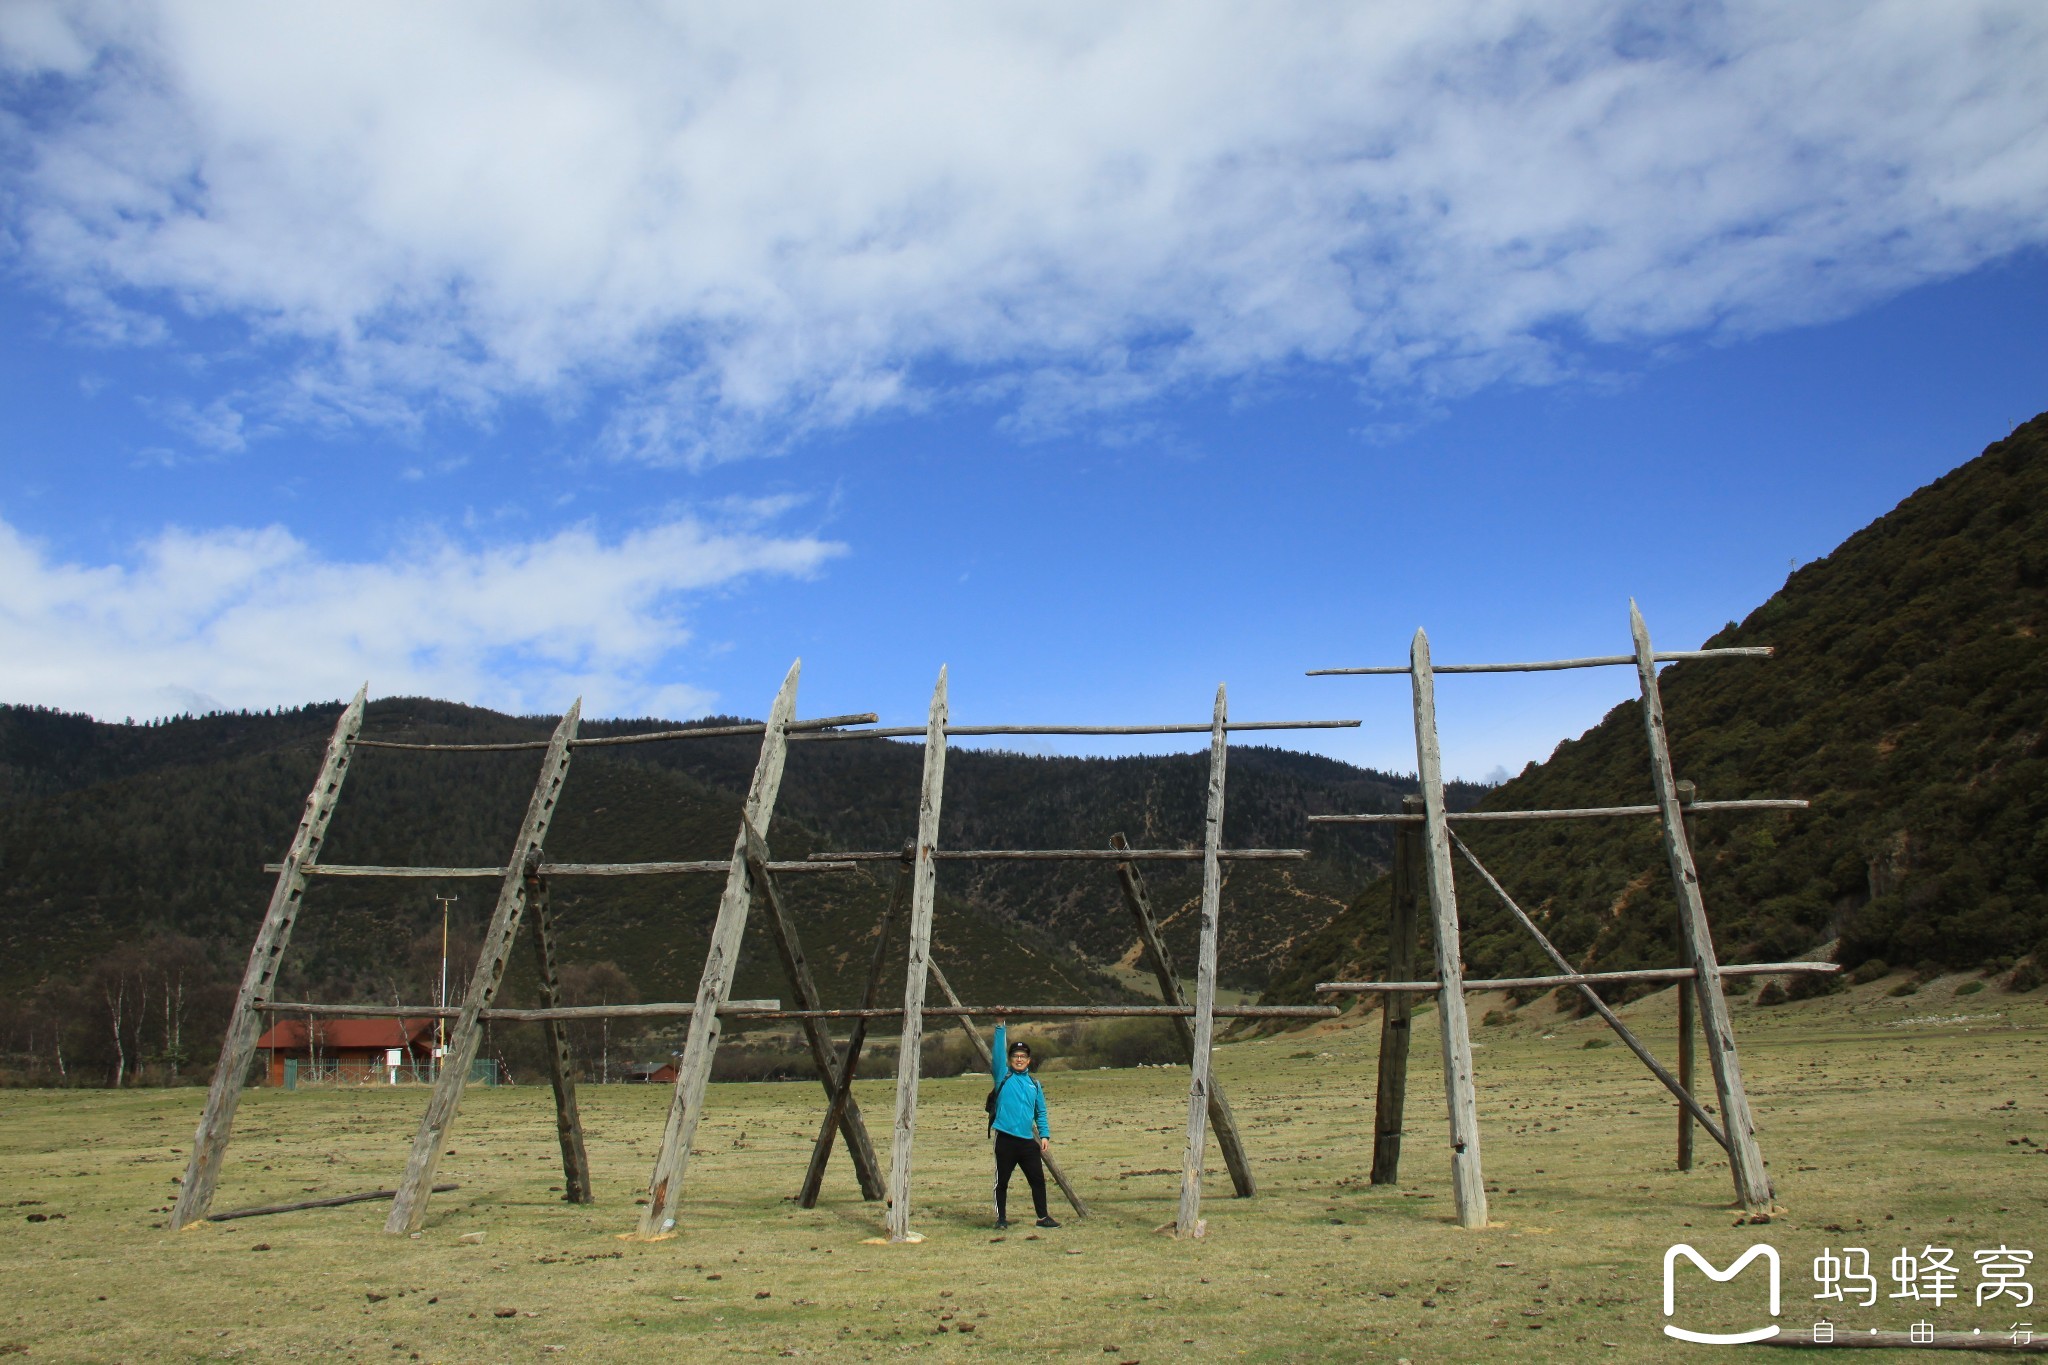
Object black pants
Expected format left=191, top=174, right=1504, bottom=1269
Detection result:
left=993, top=1131, right=1048, bottom=1221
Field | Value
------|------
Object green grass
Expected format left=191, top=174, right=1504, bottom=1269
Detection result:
left=4, top=971, right=2044, bottom=1363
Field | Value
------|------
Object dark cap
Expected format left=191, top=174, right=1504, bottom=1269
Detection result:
left=1007, top=1039, right=1032, bottom=1057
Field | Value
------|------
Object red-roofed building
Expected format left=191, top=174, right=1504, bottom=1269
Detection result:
left=255, top=1017, right=438, bottom=1086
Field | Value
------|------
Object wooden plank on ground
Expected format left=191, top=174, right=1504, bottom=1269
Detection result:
left=1631, top=600, right=1773, bottom=1212
left=1174, top=685, right=1229, bottom=1238
left=885, top=667, right=949, bottom=1243
left=638, top=662, right=803, bottom=1238
left=172, top=687, right=367, bottom=1231
left=1410, top=631, right=1488, bottom=1229
left=385, top=702, right=582, bottom=1234
left=1109, top=832, right=1254, bottom=1198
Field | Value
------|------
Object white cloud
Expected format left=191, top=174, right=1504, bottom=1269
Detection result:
left=3, top=1, right=2045, bottom=457
left=0, top=512, right=844, bottom=719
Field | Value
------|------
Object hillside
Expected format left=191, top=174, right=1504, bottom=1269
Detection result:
left=0, top=697, right=1457, bottom=1081
left=1264, top=413, right=2048, bottom=1007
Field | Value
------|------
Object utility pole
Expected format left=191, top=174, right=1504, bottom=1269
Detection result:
left=434, top=893, right=458, bottom=1068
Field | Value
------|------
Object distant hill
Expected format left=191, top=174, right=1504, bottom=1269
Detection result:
left=1263, top=413, right=2048, bottom=1008
left=0, top=695, right=1465, bottom=1080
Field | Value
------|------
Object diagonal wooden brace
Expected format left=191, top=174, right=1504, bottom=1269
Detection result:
left=742, top=819, right=885, bottom=1201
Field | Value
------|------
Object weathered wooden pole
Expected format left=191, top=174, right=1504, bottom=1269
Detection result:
left=1370, top=796, right=1424, bottom=1186
left=1174, top=685, right=1229, bottom=1238
left=1109, top=832, right=1255, bottom=1198
left=638, top=662, right=803, bottom=1238
left=886, top=667, right=949, bottom=1243
left=526, top=873, right=593, bottom=1203
left=386, top=702, right=581, bottom=1234
left=171, top=687, right=368, bottom=1231
left=742, top=819, right=886, bottom=1200
left=1630, top=601, right=1773, bottom=1211
left=799, top=844, right=912, bottom=1208
left=1677, top=979, right=1696, bottom=1172
left=1411, top=630, right=1488, bottom=1229
left=926, top=958, right=1089, bottom=1217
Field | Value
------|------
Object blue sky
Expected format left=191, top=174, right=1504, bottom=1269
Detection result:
left=2, top=3, right=2045, bottom=780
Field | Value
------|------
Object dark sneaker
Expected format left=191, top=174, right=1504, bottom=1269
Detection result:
left=1035, top=1216, right=1060, bottom=1229
left=994, top=1219, right=1009, bottom=1230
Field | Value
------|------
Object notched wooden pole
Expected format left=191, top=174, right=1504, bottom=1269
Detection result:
left=1110, top=832, right=1254, bottom=1199
left=1174, top=684, right=1229, bottom=1238
left=386, top=701, right=582, bottom=1234
left=885, top=666, right=949, bottom=1243
left=527, top=873, right=593, bottom=1203
left=639, top=661, right=803, bottom=1238
left=744, top=818, right=886, bottom=1201
left=172, top=687, right=367, bottom=1230
left=1370, top=797, right=1423, bottom=1186
left=1411, top=631, right=1488, bottom=1229
left=1631, top=601, right=1773, bottom=1211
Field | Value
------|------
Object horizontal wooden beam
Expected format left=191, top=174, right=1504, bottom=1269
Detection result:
left=1316, top=962, right=1840, bottom=994
left=277, top=860, right=857, bottom=878
left=718, top=1004, right=1341, bottom=1020
left=1307, top=647, right=1773, bottom=676
left=351, top=713, right=877, bottom=752
left=793, top=719, right=1359, bottom=742
left=207, top=1184, right=458, bottom=1222
left=1310, top=799, right=1808, bottom=825
left=805, top=848, right=1307, bottom=863
left=253, top=999, right=781, bottom=1021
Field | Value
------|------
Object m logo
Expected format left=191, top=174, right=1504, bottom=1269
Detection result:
left=1663, top=1243, right=1782, bottom=1344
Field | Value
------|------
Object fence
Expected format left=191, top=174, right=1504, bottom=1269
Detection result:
left=277, top=1057, right=498, bottom=1090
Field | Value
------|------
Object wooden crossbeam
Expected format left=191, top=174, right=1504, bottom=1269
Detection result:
left=800, top=845, right=912, bottom=1208
left=1309, top=799, right=1806, bottom=825
left=171, top=687, right=368, bottom=1231
left=1631, top=601, right=1773, bottom=1212
left=639, top=662, right=803, bottom=1238
left=286, top=860, right=854, bottom=877
left=795, top=719, right=1358, bottom=742
left=742, top=820, right=886, bottom=1201
left=386, top=702, right=582, bottom=1234
left=1410, top=630, right=1488, bottom=1229
left=1307, top=647, right=1773, bottom=676
left=350, top=713, right=877, bottom=752
left=1174, top=684, right=1229, bottom=1238
left=805, top=848, right=1306, bottom=863
left=1314, top=962, right=1834, bottom=994
left=1109, top=832, right=1253, bottom=1199
left=526, top=874, right=593, bottom=1204
left=885, top=667, right=949, bottom=1242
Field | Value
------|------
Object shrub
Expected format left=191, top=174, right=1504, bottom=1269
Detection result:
left=1889, top=981, right=1919, bottom=997
left=1954, top=981, right=1985, bottom=996
left=2005, top=960, right=2044, bottom=993
left=1849, top=959, right=1890, bottom=985
left=1755, top=980, right=1788, bottom=1006
left=1787, top=970, right=1846, bottom=1002
left=1481, top=1009, right=1510, bottom=1027
left=1581, top=1037, right=1612, bottom=1049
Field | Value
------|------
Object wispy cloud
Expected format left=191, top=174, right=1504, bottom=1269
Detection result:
left=0, top=512, right=845, bottom=719
left=3, top=2, right=2044, bottom=458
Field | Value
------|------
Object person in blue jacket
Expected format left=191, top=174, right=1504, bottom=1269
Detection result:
left=989, top=1015, right=1057, bottom=1229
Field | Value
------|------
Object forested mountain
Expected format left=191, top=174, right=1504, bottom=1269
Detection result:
left=1264, top=413, right=2048, bottom=1007
left=0, top=696, right=1454, bottom=1082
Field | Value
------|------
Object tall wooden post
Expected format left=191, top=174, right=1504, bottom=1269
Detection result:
left=386, top=702, right=581, bottom=1234
left=527, top=874, right=593, bottom=1203
left=742, top=820, right=886, bottom=1200
left=639, top=662, right=803, bottom=1237
left=1370, top=796, right=1424, bottom=1186
left=926, top=959, right=1089, bottom=1217
left=1411, top=630, right=1488, bottom=1229
left=885, top=667, right=948, bottom=1242
left=799, top=845, right=912, bottom=1208
left=1174, top=685, right=1229, bottom=1238
left=1677, top=980, right=1696, bottom=1172
left=1109, top=833, right=1254, bottom=1198
left=171, top=688, right=367, bottom=1230
left=1630, top=602, right=1772, bottom=1211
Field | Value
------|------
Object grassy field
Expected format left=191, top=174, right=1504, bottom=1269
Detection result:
left=4, top=970, right=2044, bottom=1363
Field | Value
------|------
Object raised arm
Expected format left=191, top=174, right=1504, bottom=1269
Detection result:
left=991, top=1015, right=1006, bottom=1082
